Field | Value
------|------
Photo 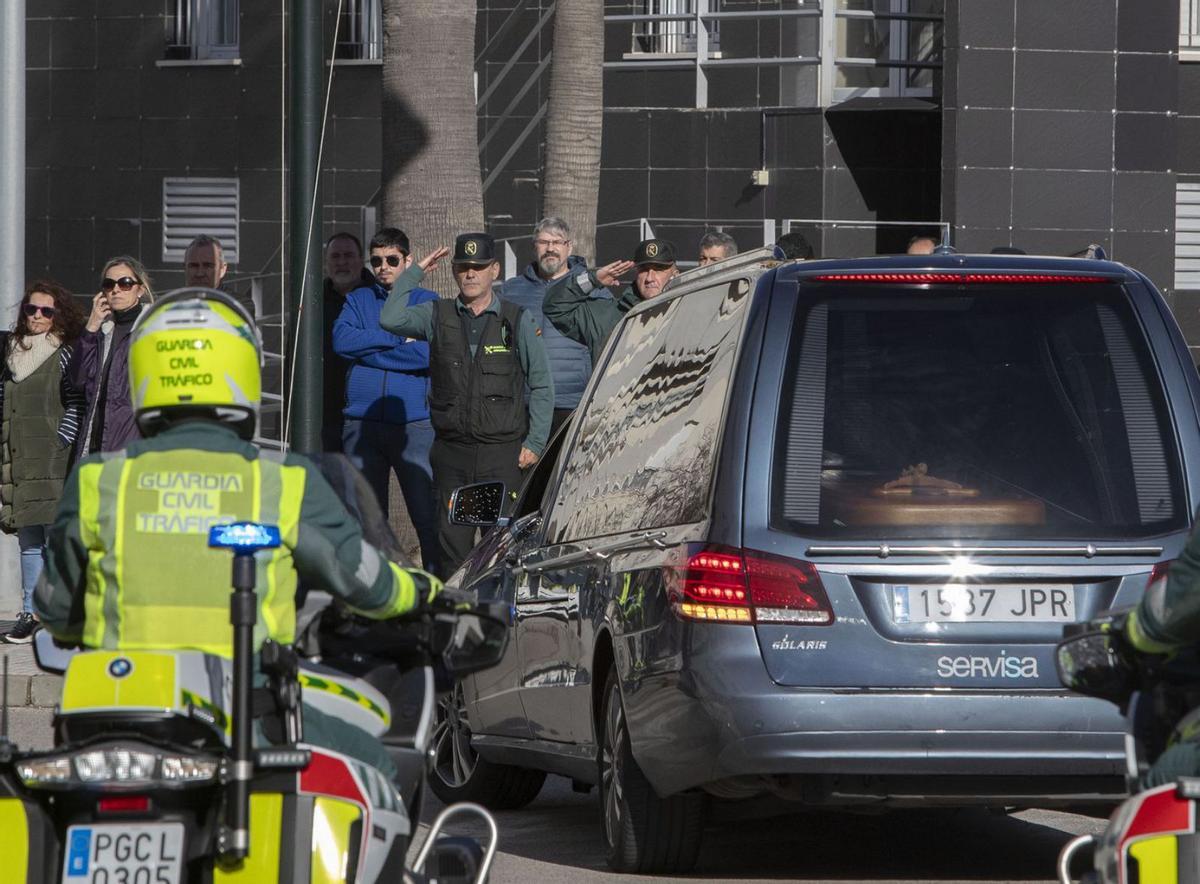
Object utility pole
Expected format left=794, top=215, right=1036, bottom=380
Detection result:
left=287, top=0, right=324, bottom=452
left=0, top=0, right=24, bottom=612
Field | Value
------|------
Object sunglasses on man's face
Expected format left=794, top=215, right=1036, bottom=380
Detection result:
left=370, top=254, right=405, bottom=268
left=22, top=304, right=56, bottom=319
left=101, top=276, right=140, bottom=292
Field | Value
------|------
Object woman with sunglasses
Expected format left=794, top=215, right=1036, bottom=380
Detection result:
left=0, top=280, right=86, bottom=643
left=69, top=256, right=154, bottom=459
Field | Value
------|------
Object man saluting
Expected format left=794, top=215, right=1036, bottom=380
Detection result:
left=380, top=233, right=553, bottom=577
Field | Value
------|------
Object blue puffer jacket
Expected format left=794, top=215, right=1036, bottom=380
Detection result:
left=501, top=256, right=601, bottom=410
left=332, top=281, right=438, bottom=425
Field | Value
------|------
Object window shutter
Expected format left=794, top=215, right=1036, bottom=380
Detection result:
left=1176, top=182, right=1200, bottom=291
left=162, top=177, right=240, bottom=263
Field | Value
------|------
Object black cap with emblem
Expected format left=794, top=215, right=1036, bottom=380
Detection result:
left=452, top=232, right=497, bottom=266
left=632, top=238, right=677, bottom=267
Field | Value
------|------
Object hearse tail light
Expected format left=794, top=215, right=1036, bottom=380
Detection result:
left=807, top=272, right=1110, bottom=284
left=746, top=554, right=833, bottom=624
left=672, top=548, right=833, bottom=626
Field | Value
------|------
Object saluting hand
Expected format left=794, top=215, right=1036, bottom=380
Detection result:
left=518, top=447, right=539, bottom=469
left=596, top=260, right=635, bottom=288
left=418, top=246, right=451, bottom=275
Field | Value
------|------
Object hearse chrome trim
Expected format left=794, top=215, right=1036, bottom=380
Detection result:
left=519, top=531, right=672, bottom=574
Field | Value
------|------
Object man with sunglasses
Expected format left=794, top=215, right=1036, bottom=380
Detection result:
left=332, top=227, right=441, bottom=573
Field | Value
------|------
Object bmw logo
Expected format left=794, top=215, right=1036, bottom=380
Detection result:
left=107, top=658, right=134, bottom=679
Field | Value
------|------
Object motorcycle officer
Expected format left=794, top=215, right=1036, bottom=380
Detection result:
left=1124, top=541, right=1200, bottom=786
left=34, top=288, right=440, bottom=780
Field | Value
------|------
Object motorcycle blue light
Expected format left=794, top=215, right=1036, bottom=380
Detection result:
left=208, top=522, right=282, bottom=552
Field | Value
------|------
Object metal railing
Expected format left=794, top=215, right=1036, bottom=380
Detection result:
left=490, top=216, right=950, bottom=276
left=169, top=0, right=240, bottom=61
left=604, top=0, right=942, bottom=108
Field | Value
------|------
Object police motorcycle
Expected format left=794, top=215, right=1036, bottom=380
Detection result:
left=0, top=520, right=506, bottom=884
left=1055, top=607, right=1200, bottom=884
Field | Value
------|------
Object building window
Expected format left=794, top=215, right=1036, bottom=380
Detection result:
left=631, top=0, right=721, bottom=56
left=168, top=0, right=239, bottom=61
left=1183, top=0, right=1200, bottom=54
left=335, top=0, right=382, bottom=61
left=162, top=178, right=240, bottom=263
left=834, top=0, right=941, bottom=99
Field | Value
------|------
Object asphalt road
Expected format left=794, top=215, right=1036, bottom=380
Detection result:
left=414, top=776, right=1109, bottom=883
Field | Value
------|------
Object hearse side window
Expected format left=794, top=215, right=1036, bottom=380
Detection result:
left=771, top=284, right=1187, bottom=540
left=545, top=279, right=752, bottom=542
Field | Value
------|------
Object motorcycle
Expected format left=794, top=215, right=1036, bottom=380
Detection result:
left=1055, top=609, right=1200, bottom=884
left=0, top=520, right=506, bottom=883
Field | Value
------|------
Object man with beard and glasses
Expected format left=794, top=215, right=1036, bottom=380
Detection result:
left=543, top=237, right=678, bottom=363
left=500, top=217, right=601, bottom=435
left=333, top=227, right=441, bottom=573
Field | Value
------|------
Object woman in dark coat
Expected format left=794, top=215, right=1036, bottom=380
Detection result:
left=1, top=279, right=86, bottom=643
left=70, top=256, right=155, bottom=459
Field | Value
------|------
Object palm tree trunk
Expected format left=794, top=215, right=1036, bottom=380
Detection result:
left=542, top=0, right=604, bottom=264
left=380, top=1, right=484, bottom=294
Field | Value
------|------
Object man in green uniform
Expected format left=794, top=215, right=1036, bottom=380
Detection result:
left=35, top=289, right=440, bottom=778
left=542, top=237, right=679, bottom=363
left=1124, top=540, right=1200, bottom=785
left=380, top=233, right=553, bottom=577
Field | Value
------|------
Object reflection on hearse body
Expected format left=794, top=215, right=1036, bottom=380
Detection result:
left=772, top=285, right=1186, bottom=540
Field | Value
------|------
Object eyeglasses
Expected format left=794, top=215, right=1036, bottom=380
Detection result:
left=533, top=239, right=569, bottom=248
left=101, top=276, right=140, bottom=292
left=22, top=304, right=56, bottom=319
left=370, top=255, right=405, bottom=268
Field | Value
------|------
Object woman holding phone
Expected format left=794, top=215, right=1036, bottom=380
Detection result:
left=1, top=280, right=86, bottom=643
left=69, top=256, right=154, bottom=457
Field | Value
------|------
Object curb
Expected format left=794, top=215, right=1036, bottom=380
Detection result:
left=3, top=673, right=63, bottom=708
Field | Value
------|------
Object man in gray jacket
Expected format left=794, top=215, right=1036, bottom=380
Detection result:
left=500, top=218, right=600, bottom=435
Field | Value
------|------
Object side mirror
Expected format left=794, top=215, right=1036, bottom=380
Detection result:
left=1056, top=630, right=1135, bottom=706
left=441, top=611, right=509, bottom=677
left=33, top=629, right=78, bottom=675
left=449, top=481, right=507, bottom=528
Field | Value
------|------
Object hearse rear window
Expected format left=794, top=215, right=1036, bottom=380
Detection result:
left=772, top=284, right=1187, bottom=540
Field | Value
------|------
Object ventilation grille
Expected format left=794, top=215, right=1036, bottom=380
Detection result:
left=1176, top=181, right=1200, bottom=290
left=162, top=177, right=239, bottom=263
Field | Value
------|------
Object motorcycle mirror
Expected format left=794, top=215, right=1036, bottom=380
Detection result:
left=441, top=611, right=509, bottom=677
left=449, top=481, right=508, bottom=528
left=33, top=629, right=78, bottom=675
left=1055, top=630, right=1135, bottom=706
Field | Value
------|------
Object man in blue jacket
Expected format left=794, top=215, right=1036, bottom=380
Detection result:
left=500, top=217, right=600, bottom=436
left=333, top=226, right=440, bottom=573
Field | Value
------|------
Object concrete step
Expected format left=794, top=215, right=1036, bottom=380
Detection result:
left=1, top=643, right=62, bottom=708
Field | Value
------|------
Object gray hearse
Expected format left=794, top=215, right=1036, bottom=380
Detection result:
left=432, top=249, right=1199, bottom=873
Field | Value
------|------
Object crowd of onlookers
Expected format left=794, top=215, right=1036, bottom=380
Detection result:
left=1, top=222, right=945, bottom=643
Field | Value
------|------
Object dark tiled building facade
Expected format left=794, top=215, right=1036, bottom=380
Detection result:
left=23, top=1, right=1196, bottom=357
